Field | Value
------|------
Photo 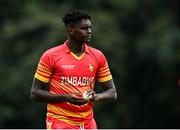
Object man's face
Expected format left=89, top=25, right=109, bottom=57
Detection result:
left=70, top=19, right=92, bottom=43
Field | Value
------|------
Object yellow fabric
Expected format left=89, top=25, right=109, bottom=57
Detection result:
left=98, top=75, right=112, bottom=82
left=47, top=113, right=84, bottom=126
left=46, top=120, right=53, bottom=129
left=48, top=104, right=92, bottom=118
left=47, top=104, right=92, bottom=126
left=70, top=52, right=85, bottom=60
left=34, top=73, right=49, bottom=83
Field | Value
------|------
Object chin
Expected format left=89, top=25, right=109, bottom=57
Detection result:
left=85, top=39, right=91, bottom=43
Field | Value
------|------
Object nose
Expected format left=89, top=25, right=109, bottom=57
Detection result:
left=87, top=28, right=92, bottom=34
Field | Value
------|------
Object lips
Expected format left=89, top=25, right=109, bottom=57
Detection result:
left=84, top=36, right=91, bottom=42
left=85, top=35, right=91, bottom=39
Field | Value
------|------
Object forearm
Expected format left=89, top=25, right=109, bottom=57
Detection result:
left=31, top=88, right=67, bottom=103
left=95, top=88, right=117, bottom=103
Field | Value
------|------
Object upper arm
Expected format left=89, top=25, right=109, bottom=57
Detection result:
left=98, top=79, right=117, bottom=102
left=32, top=77, right=49, bottom=91
left=95, top=51, right=117, bottom=96
left=31, top=77, right=50, bottom=101
left=32, top=50, right=54, bottom=91
left=96, top=51, right=112, bottom=84
left=99, top=79, right=116, bottom=91
left=34, top=50, right=54, bottom=83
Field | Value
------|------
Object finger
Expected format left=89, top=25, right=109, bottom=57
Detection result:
left=87, top=90, right=95, bottom=96
left=90, top=94, right=97, bottom=102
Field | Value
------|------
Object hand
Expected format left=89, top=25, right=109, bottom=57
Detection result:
left=65, top=94, right=89, bottom=105
left=85, top=90, right=99, bottom=102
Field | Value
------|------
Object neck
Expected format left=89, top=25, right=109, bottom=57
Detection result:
left=67, top=39, right=85, bottom=55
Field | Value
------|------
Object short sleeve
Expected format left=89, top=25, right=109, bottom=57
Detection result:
left=96, top=52, right=112, bottom=82
left=34, top=51, right=54, bottom=83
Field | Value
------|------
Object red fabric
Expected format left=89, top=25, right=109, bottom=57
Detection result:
left=34, top=41, right=112, bottom=126
left=46, top=116, right=97, bottom=129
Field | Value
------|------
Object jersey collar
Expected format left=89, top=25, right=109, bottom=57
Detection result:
left=63, top=40, right=91, bottom=54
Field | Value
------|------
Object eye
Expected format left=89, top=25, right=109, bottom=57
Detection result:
left=81, top=27, right=89, bottom=30
left=81, top=25, right=91, bottom=30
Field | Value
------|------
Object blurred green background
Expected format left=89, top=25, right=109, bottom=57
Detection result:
left=0, top=0, right=180, bottom=128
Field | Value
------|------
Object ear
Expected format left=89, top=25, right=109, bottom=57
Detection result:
left=68, top=27, right=75, bottom=35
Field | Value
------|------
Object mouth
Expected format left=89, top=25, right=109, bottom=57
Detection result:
left=85, top=35, right=91, bottom=39
left=84, top=36, right=91, bottom=42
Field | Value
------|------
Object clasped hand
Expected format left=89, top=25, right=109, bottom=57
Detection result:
left=66, top=90, right=97, bottom=105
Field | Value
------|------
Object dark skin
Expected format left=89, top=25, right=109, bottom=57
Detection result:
left=31, top=19, right=117, bottom=105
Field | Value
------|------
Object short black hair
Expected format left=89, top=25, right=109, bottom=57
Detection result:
left=62, top=10, right=91, bottom=27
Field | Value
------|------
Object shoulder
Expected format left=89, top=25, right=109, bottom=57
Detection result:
left=86, top=44, right=107, bottom=65
left=86, top=44, right=104, bottom=57
left=44, top=44, right=65, bottom=56
left=39, top=43, right=66, bottom=63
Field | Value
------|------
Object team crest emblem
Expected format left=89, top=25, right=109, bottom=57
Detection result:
left=89, top=64, right=94, bottom=72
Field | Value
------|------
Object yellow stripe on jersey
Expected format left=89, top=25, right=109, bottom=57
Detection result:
left=51, top=80, right=80, bottom=94
left=47, top=113, right=84, bottom=126
left=98, top=75, right=112, bottom=82
left=47, top=104, right=92, bottom=125
left=46, top=120, right=53, bottom=129
left=39, top=61, right=50, bottom=69
left=36, top=70, right=51, bottom=77
left=97, top=62, right=112, bottom=82
left=34, top=61, right=52, bottom=83
left=99, top=63, right=107, bottom=71
left=38, top=67, right=52, bottom=75
left=70, top=52, right=85, bottom=60
left=35, top=73, right=50, bottom=83
left=47, top=104, right=92, bottom=118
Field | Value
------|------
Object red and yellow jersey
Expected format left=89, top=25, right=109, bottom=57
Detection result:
left=34, top=41, right=112, bottom=126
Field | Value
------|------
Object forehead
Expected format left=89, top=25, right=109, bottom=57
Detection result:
left=75, top=19, right=91, bottom=27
